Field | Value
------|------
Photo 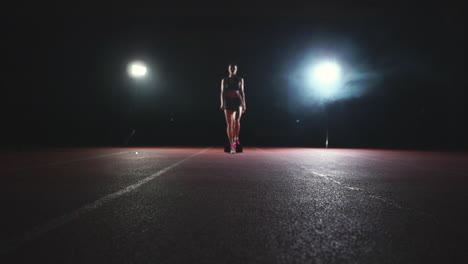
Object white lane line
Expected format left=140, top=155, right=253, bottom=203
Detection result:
left=300, top=166, right=439, bottom=223
left=302, top=167, right=407, bottom=209
left=4, top=151, right=130, bottom=171
left=44, top=151, right=130, bottom=167
left=325, top=151, right=468, bottom=177
left=1, top=148, right=210, bottom=256
left=254, top=147, right=438, bottom=223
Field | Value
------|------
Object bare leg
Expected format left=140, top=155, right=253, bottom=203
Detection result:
left=234, top=107, right=243, bottom=142
left=224, top=110, right=235, bottom=145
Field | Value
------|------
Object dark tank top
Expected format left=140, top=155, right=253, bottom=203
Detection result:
left=224, top=76, right=241, bottom=91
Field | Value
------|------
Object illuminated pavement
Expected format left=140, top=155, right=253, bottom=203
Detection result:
left=1, top=148, right=467, bottom=263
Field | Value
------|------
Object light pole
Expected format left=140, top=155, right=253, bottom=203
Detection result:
left=308, top=61, right=341, bottom=148
left=124, top=61, right=148, bottom=145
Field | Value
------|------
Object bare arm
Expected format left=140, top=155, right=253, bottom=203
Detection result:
left=220, top=79, right=224, bottom=109
left=240, top=78, right=246, bottom=112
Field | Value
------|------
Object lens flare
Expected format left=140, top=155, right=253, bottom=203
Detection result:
left=312, top=62, right=341, bottom=84
left=128, top=61, right=147, bottom=78
left=307, top=61, right=342, bottom=98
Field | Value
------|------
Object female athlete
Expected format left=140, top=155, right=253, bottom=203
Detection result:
left=220, top=64, right=246, bottom=154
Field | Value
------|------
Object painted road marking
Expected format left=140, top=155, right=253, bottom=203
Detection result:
left=1, top=148, right=210, bottom=255
left=43, top=151, right=130, bottom=167
left=300, top=166, right=439, bottom=223
left=254, top=147, right=438, bottom=223
left=3, top=151, right=130, bottom=171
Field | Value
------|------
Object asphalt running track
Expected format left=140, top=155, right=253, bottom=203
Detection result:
left=0, top=147, right=467, bottom=263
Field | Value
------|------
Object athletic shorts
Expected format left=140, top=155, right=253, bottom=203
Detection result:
left=223, top=97, right=242, bottom=111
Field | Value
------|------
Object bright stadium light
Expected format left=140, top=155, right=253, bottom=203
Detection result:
left=124, top=60, right=150, bottom=146
left=127, top=61, right=147, bottom=78
left=313, top=62, right=341, bottom=83
left=306, top=60, right=342, bottom=148
left=308, top=61, right=341, bottom=98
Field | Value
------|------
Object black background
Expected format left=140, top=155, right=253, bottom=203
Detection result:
left=2, top=2, right=466, bottom=149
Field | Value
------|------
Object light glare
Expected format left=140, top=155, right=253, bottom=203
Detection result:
left=128, top=62, right=147, bottom=78
left=313, top=62, right=340, bottom=83
left=307, top=61, right=342, bottom=98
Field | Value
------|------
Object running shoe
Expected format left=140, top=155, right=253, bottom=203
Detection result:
left=230, top=144, right=236, bottom=154
left=235, top=139, right=240, bottom=145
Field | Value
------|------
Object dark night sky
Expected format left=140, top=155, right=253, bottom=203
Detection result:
left=1, top=2, right=466, bottom=149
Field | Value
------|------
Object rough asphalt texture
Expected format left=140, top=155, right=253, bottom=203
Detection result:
left=0, top=147, right=467, bottom=263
